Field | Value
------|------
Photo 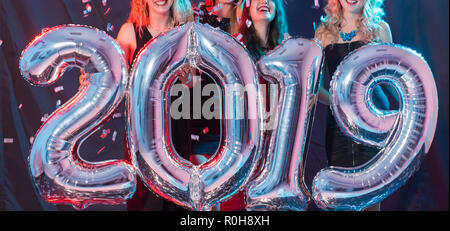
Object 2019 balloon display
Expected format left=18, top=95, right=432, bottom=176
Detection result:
left=19, top=24, right=438, bottom=211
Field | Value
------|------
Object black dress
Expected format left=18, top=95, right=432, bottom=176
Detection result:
left=324, top=41, right=389, bottom=167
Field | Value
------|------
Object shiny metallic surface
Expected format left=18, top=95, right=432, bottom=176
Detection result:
left=246, top=38, right=323, bottom=211
left=20, top=25, right=136, bottom=210
left=312, top=43, right=439, bottom=210
left=128, top=23, right=261, bottom=210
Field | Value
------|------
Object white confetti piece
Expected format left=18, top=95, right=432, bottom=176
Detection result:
left=3, top=138, right=14, bottom=144
left=56, top=99, right=61, bottom=108
left=29, top=136, right=35, bottom=145
left=112, top=112, right=121, bottom=119
left=0, top=40, right=3, bottom=46
left=82, top=0, right=90, bottom=3
left=102, top=0, right=107, bottom=6
left=54, top=86, right=64, bottom=93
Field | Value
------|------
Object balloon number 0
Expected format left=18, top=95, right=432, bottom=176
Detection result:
left=20, top=24, right=438, bottom=210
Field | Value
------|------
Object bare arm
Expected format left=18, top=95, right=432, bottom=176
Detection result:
left=116, top=22, right=137, bottom=65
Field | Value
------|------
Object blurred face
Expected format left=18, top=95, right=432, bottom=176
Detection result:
left=250, top=0, right=276, bottom=23
left=339, top=0, right=365, bottom=14
left=147, top=0, right=174, bottom=14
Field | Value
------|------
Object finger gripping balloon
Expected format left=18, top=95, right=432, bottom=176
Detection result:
left=20, top=25, right=136, bottom=209
left=312, top=43, right=439, bottom=211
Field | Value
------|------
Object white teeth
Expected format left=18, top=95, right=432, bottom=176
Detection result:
left=346, top=0, right=358, bottom=4
left=154, top=0, right=166, bottom=6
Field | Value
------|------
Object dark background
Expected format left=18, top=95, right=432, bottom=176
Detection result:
left=0, top=0, right=448, bottom=211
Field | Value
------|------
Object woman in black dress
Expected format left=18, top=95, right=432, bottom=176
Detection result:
left=314, top=0, right=393, bottom=211
left=116, top=0, right=193, bottom=211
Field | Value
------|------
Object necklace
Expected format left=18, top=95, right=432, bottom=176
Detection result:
left=339, top=29, right=358, bottom=42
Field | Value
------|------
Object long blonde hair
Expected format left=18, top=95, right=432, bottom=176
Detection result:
left=315, top=0, right=385, bottom=45
left=128, top=0, right=193, bottom=35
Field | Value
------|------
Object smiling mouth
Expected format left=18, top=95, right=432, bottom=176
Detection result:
left=257, top=5, right=270, bottom=12
left=154, top=0, right=167, bottom=6
left=345, top=0, right=358, bottom=5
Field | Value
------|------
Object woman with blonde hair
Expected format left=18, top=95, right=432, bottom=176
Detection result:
left=116, top=0, right=193, bottom=211
left=314, top=0, right=393, bottom=211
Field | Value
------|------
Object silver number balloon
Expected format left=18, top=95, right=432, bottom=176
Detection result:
left=20, top=25, right=136, bottom=209
left=312, top=44, right=439, bottom=210
left=128, top=23, right=261, bottom=210
left=246, top=38, right=323, bottom=210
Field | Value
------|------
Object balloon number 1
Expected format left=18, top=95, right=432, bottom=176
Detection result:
left=20, top=24, right=438, bottom=210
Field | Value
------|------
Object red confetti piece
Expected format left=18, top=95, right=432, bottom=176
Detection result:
left=112, top=130, right=117, bottom=142
left=104, top=8, right=110, bottom=15
left=18, top=104, right=23, bottom=109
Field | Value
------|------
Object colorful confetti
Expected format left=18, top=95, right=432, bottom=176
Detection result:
left=56, top=99, right=61, bottom=108
left=112, top=130, right=117, bottom=142
left=3, top=138, right=14, bottom=144
left=191, top=134, right=200, bottom=141
left=97, top=146, right=105, bottom=155
left=41, top=113, right=49, bottom=122
left=312, top=0, right=320, bottom=9
left=106, top=22, right=114, bottom=32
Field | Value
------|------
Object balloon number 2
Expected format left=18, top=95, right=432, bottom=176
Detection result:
left=20, top=24, right=438, bottom=210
